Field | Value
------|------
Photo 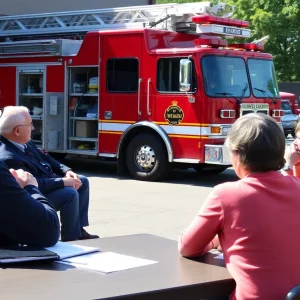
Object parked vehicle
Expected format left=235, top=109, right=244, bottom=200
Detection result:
left=0, top=2, right=284, bottom=181
left=279, top=92, right=300, bottom=138
left=281, top=100, right=298, bottom=137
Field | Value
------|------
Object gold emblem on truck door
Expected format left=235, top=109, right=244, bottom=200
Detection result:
left=164, top=101, right=184, bottom=125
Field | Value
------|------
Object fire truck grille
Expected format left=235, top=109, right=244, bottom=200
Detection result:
left=240, top=109, right=269, bottom=116
left=241, top=110, right=253, bottom=115
left=256, top=110, right=268, bottom=114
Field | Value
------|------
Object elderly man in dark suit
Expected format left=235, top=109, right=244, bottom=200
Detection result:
left=0, top=106, right=99, bottom=242
left=0, top=161, right=59, bottom=246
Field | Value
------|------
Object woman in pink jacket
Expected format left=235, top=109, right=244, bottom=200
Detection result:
left=179, top=113, right=300, bottom=300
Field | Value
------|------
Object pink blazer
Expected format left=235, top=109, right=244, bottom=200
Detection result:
left=179, top=171, right=300, bottom=299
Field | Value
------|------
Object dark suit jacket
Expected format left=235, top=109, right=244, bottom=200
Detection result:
left=0, top=160, right=60, bottom=246
left=0, top=136, right=71, bottom=194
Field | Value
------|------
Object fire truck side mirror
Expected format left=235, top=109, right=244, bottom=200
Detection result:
left=179, top=59, right=192, bottom=92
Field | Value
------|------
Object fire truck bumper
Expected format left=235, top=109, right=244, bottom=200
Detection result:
left=204, top=144, right=232, bottom=165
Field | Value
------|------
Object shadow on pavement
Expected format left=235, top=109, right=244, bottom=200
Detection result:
left=63, top=157, right=239, bottom=188
left=57, top=136, right=292, bottom=187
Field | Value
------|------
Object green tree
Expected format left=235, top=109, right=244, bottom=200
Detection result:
left=227, top=0, right=300, bottom=82
left=157, top=0, right=199, bottom=2
left=157, top=0, right=300, bottom=82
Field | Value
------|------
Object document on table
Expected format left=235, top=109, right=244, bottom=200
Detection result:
left=0, top=241, right=100, bottom=264
left=46, top=242, right=100, bottom=260
left=57, top=251, right=157, bottom=273
left=214, top=253, right=224, bottom=260
left=209, top=249, right=224, bottom=260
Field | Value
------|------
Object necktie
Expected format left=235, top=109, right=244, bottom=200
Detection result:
left=24, top=144, right=34, bottom=157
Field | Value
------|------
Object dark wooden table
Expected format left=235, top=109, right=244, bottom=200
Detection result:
left=0, top=234, right=235, bottom=300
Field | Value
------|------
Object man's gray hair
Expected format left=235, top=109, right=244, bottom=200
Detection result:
left=0, top=106, right=29, bottom=134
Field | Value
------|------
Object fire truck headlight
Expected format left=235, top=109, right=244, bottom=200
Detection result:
left=221, top=126, right=231, bottom=136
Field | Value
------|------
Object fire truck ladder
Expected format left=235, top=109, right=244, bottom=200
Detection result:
left=0, top=2, right=235, bottom=38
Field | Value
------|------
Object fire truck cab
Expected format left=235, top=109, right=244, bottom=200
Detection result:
left=0, top=2, right=283, bottom=181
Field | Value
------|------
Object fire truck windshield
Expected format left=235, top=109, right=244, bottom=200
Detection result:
left=202, top=56, right=250, bottom=98
left=248, top=59, right=279, bottom=98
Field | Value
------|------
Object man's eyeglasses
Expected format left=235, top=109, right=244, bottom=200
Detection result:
left=16, top=122, right=34, bottom=128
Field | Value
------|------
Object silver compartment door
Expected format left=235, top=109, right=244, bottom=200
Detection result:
left=44, top=92, right=65, bottom=151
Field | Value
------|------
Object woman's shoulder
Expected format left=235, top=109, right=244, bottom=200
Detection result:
left=280, top=173, right=300, bottom=185
left=212, top=180, right=242, bottom=199
left=213, top=171, right=300, bottom=198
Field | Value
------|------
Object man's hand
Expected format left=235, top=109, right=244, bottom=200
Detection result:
left=10, top=169, right=38, bottom=188
left=62, top=177, right=82, bottom=190
left=285, top=140, right=300, bottom=168
left=65, top=170, right=80, bottom=180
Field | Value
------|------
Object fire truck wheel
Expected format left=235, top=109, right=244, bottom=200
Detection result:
left=126, top=133, right=169, bottom=181
left=193, top=164, right=227, bottom=175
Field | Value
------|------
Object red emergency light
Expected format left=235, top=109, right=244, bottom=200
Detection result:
left=272, top=110, right=285, bottom=118
left=192, top=15, right=249, bottom=28
left=194, top=38, right=227, bottom=48
left=228, top=43, right=264, bottom=52
left=220, top=109, right=236, bottom=119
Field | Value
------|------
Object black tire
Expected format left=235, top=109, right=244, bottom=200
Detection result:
left=284, top=132, right=288, bottom=138
left=193, top=164, right=228, bottom=175
left=291, top=130, right=296, bottom=138
left=126, top=133, right=169, bottom=181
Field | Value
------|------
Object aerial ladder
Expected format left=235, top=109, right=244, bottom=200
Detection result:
left=0, top=2, right=252, bottom=57
left=0, top=2, right=235, bottom=38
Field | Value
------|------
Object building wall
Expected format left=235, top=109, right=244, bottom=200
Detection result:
left=1, top=0, right=156, bottom=15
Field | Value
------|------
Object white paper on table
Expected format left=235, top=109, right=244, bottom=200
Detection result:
left=56, top=251, right=157, bottom=273
left=214, top=253, right=224, bottom=260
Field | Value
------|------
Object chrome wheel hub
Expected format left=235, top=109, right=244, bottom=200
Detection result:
left=135, top=145, right=156, bottom=171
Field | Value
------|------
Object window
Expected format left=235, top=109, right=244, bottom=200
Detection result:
left=248, top=59, right=279, bottom=98
left=157, top=58, right=197, bottom=93
left=201, top=56, right=250, bottom=98
left=107, top=58, right=138, bottom=93
left=281, top=101, right=292, bottom=113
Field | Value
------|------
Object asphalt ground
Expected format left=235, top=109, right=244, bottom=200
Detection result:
left=61, top=136, right=294, bottom=241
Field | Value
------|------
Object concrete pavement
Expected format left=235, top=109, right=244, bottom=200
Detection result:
left=64, top=159, right=238, bottom=241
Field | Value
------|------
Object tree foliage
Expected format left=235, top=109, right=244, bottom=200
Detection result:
left=157, top=0, right=300, bottom=82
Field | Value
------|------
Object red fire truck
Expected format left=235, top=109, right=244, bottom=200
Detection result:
left=0, top=2, right=283, bottom=181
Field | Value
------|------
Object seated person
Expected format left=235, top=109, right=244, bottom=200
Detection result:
left=0, top=162, right=59, bottom=246
left=178, top=113, right=300, bottom=299
left=0, top=106, right=99, bottom=242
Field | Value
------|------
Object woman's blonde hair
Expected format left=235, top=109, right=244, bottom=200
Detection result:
left=225, top=113, right=285, bottom=172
